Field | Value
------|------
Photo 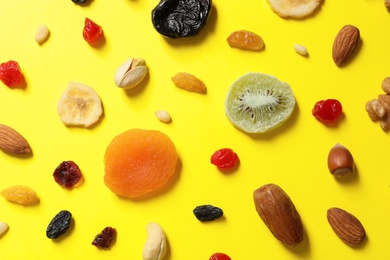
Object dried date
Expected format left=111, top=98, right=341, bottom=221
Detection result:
left=152, top=0, right=212, bottom=38
left=193, top=205, right=223, bottom=221
left=46, top=210, right=72, bottom=239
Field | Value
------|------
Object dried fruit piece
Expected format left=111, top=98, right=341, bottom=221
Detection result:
left=1, top=185, right=39, bottom=205
left=92, top=227, right=117, bottom=249
left=332, top=25, right=360, bottom=66
left=142, top=223, right=167, bottom=260
left=72, top=0, right=87, bottom=3
left=210, top=148, right=239, bottom=170
left=0, top=124, right=31, bottom=154
left=152, top=0, right=212, bottom=38
left=0, top=60, right=24, bottom=88
left=327, top=207, right=366, bottom=247
left=53, top=161, right=82, bottom=188
left=225, top=72, right=295, bottom=134
left=266, top=0, right=322, bottom=19
left=253, top=184, right=304, bottom=247
left=83, top=18, right=103, bottom=43
left=312, top=99, right=342, bottom=124
left=227, top=30, right=264, bottom=51
left=209, top=253, right=231, bottom=260
left=46, top=210, right=72, bottom=239
left=171, top=72, right=206, bottom=94
left=104, top=129, right=178, bottom=199
left=193, top=205, right=223, bottom=221
left=57, top=81, right=103, bottom=128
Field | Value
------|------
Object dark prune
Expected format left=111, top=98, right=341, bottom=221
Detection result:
left=152, top=0, right=212, bottom=38
left=92, top=227, right=117, bottom=249
left=193, top=205, right=223, bottom=221
left=46, top=210, right=72, bottom=239
left=53, top=161, right=82, bottom=189
left=71, top=0, right=87, bottom=3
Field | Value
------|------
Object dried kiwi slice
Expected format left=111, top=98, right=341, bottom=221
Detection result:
left=225, top=72, right=295, bottom=134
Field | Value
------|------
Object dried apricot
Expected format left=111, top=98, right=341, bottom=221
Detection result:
left=104, top=129, right=178, bottom=199
left=227, top=30, right=264, bottom=51
left=1, top=185, right=39, bottom=205
left=171, top=72, right=206, bottom=94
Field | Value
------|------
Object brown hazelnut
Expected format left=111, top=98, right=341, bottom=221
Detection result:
left=327, top=143, right=354, bottom=176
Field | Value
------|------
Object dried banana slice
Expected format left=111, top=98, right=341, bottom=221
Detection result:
left=57, top=81, right=103, bottom=128
left=266, top=0, right=321, bottom=18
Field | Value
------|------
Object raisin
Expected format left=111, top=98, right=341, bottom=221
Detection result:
left=227, top=30, right=264, bottom=51
left=193, top=205, right=223, bottom=221
left=312, top=99, right=343, bottom=124
left=53, top=161, right=82, bottom=188
left=46, top=210, right=72, bottom=239
left=0, top=60, right=23, bottom=88
left=92, top=227, right=117, bottom=249
left=1, top=185, right=39, bottom=205
left=152, top=0, right=212, bottom=38
left=83, top=18, right=103, bottom=43
left=72, top=0, right=87, bottom=3
left=211, top=148, right=239, bottom=171
left=209, top=253, right=232, bottom=260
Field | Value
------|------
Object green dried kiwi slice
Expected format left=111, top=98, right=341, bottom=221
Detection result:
left=225, top=72, right=295, bottom=134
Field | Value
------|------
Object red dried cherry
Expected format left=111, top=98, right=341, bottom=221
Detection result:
left=92, top=226, right=116, bottom=249
left=209, top=252, right=232, bottom=260
left=53, top=161, right=82, bottom=188
left=82, top=18, right=103, bottom=43
left=312, top=99, right=342, bottom=124
left=0, top=60, right=23, bottom=88
left=211, top=148, right=239, bottom=170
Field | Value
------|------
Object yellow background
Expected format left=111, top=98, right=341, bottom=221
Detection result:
left=1, top=0, right=390, bottom=259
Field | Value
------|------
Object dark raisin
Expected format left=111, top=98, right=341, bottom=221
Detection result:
left=53, top=161, right=82, bottom=188
left=152, top=0, right=212, bottom=38
left=46, top=210, right=72, bottom=239
left=92, top=227, right=117, bottom=249
left=71, top=0, right=87, bottom=3
left=193, top=205, right=223, bottom=221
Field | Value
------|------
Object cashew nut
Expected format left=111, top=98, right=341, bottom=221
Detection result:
left=142, top=222, right=167, bottom=260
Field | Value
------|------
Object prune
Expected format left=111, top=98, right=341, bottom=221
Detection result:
left=92, top=226, right=117, bottom=249
left=53, top=161, right=82, bottom=188
left=152, top=0, right=212, bottom=38
left=46, top=210, right=72, bottom=239
left=193, top=205, right=223, bottom=221
left=71, top=0, right=87, bottom=3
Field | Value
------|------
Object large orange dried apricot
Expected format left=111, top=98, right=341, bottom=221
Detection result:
left=104, top=129, right=178, bottom=199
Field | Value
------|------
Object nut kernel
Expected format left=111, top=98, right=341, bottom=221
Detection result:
left=35, top=25, right=50, bottom=44
left=327, top=143, right=354, bottom=176
left=293, top=44, right=308, bottom=56
left=114, top=58, right=148, bottom=89
left=155, top=110, right=171, bottom=123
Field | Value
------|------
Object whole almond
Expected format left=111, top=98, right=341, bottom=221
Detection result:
left=332, top=25, right=360, bottom=66
left=253, top=183, right=304, bottom=247
left=327, top=207, right=366, bottom=247
left=0, top=124, right=31, bottom=154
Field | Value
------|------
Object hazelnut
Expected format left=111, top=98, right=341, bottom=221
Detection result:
left=327, top=143, right=354, bottom=177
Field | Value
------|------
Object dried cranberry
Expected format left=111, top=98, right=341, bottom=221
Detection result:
left=209, top=253, right=232, bottom=260
left=82, top=18, right=103, bottom=43
left=312, top=99, right=342, bottom=124
left=92, top=227, right=116, bottom=249
left=0, top=60, right=23, bottom=88
left=53, top=161, right=82, bottom=188
left=211, top=148, right=239, bottom=170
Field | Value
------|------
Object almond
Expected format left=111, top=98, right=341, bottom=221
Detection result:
left=327, top=207, right=366, bottom=247
left=0, top=124, right=31, bottom=154
left=253, top=183, right=304, bottom=247
left=332, top=25, right=360, bottom=66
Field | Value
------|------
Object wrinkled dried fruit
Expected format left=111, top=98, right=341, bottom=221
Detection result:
left=83, top=18, right=103, bottom=43
left=72, top=0, right=87, bottom=3
left=53, top=161, right=82, bottom=188
left=211, top=148, right=239, bottom=170
left=193, top=205, right=223, bottom=221
left=312, top=99, right=342, bottom=124
left=172, top=72, right=206, bottom=94
left=253, top=184, right=304, bottom=247
left=92, top=226, right=117, bottom=249
left=0, top=60, right=23, bottom=88
left=227, top=30, right=264, bottom=51
left=209, top=253, right=231, bottom=260
left=1, top=185, right=39, bottom=205
left=46, top=210, right=72, bottom=239
left=152, top=0, right=212, bottom=38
